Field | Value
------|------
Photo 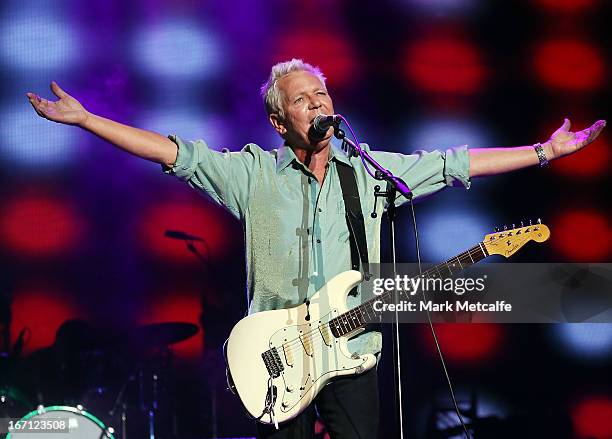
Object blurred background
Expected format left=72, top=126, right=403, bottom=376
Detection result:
left=0, top=0, right=610, bottom=437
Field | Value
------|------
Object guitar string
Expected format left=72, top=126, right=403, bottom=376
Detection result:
left=276, top=244, right=486, bottom=355
left=273, top=226, right=540, bottom=356
left=275, top=244, right=487, bottom=356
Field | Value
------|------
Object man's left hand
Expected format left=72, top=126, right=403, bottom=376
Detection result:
left=546, top=118, right=606, bottom=160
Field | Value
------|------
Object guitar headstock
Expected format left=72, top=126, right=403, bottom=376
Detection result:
left=483, top=220, right=550, bottom=258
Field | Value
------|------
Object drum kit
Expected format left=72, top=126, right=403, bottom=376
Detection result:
left=1, top=321, right=199, bottom=439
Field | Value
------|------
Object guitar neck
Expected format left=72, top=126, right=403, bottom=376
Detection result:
left=329, top=243, right=489, bottom=337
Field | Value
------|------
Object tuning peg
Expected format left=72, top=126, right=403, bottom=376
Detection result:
left=520, top=221, right=524, bottom=227
left=512, top=223, right=516, bottom=229
left=494, top=226, right=500, bottom=232
left=503, top=225, right=508, bottom=231
left=529, top=219, right=533, bottom=226
left=537, top=218, right=542, bottom=224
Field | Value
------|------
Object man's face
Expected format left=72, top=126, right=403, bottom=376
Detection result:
left=270, top=70, right=335, bottom=151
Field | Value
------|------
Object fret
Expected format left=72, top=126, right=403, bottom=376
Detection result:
left=478, top=242, right=487, bottom=258
left=443, top=261, right=454, bottom=276
left=331, top=241, right=492, bottom=334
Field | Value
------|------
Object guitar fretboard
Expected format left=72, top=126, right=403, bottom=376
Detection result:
left=328, top=243, right=489, bottom=337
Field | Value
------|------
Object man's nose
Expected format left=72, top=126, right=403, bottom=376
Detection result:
left=309, top=98, right=322, bottom=110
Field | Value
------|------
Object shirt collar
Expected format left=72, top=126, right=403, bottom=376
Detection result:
left=275, top=140, right=353, bottom=174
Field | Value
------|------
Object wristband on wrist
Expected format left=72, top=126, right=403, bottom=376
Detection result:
left=533, top=142, right=549, bottom=168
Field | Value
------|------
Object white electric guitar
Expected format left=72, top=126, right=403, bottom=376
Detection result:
left=225, top=223, right=550, bottom=425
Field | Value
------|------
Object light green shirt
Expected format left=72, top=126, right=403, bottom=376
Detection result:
left=164, top=136, right=471, bottom=355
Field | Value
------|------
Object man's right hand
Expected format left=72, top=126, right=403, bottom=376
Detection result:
left=27, top=81, right=89, bottom=126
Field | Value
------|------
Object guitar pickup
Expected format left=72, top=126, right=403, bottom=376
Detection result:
left=319, top=325, right=332, bottom=347
left=300, top=333, right=314, bottom=356
left=262, top=348, right=284, bottom=378
left=282, top=343, right=294, bottom=366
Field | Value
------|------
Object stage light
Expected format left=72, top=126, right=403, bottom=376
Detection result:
left=422, top=323, right=502, bottom=362
left=138, top=292, right=203, bottom=359
left=552, top=210, right=611, bottom=261
left=131, top=21, right=224, bottom=80
left=552, top=133, right=609, bottom=178
left=0, top=106, right=80, bottom=170
left=402, top=0, right=480, bottom=16
left=533, top=39, right=604, bottom=91
left=403, top=117, right=494, bottom=152
left=571, top=397, right=612, bottom=439
left=402, top=36, right=486, bottom=94
left=138, top=202, right=232, bottom=264
left=10, top=287, right=82, bottom=354
left=0, top=195, right=84, bottom=257
left=272, top=31, right=357, bottom=87
left=552, top=324, right=612, bottom=359
left=534, top=0, right=596, bottom=13
left=0, top=11, right=78, bottom=72
left=410, top=206, right=493, bottom=262
left=137, top=109, right=228, bottom=151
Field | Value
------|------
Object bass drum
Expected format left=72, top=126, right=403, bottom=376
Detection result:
left=7, top=405, right=115, bottom=439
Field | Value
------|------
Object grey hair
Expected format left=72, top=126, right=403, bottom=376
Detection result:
left=260, top=59, right=326, bottom=120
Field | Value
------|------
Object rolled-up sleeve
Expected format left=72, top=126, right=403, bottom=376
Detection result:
left=162, top=135, right=259, bottom=219
left=370, top=144, right=471, bottom=206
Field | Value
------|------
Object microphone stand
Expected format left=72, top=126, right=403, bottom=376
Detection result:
left=333, top=125, right=412, bottom=439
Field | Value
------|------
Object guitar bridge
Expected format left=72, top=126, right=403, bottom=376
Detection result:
left=262, top=347, right=284, bottom=378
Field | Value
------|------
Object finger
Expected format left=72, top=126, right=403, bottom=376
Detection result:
left=586, top=120, right=606, bottom=143
left=561, top=118, right=571, bottom=132
left=28, top=99, right=46, bottom=118
left=50, top=81, right=68, bottom=99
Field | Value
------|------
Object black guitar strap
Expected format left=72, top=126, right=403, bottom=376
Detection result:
left=336, top=161, right=371, bottom=279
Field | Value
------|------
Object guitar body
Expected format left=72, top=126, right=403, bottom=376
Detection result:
left=225, top=270, right=377, bottom=425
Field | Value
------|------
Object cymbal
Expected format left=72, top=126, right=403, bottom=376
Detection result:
left=125, top=322, right=199, bottom=349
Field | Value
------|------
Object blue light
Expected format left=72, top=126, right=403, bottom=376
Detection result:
left=403, top=117, right=494, bottom=153
left=402, top=0, right=480, bottom=16
left=131, top=21, right=225, bottom=80
left=0, top=106, right=80, bottom=170
left=412, top=206, right=492, bottom=262
left=0, top=12, right=78, bottom=72
left=137, top=109, right=229, bottom=151
left=552, top=323, right=612, bottom=359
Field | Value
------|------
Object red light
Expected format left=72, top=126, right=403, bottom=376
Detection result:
left=534, top=0, right=596, bottom=13
left=272, top=31, right=357, bottom=87
left=572, top=397, right=612, bottom=439
left=0, top=196, right=84, bottom=257
left=422, top=323, right=502, bottom=362
left=11, top=287, right=82, bottom=354
left=139, top=202, right=231, bottom=263
left=552, top=210, right=611, bottom=261
left=403, top=37, right=486, bottom=94
left=553, top=133, right=609, bottom=178
left=533, top=40, right=604, bottom=91
left=137, top=291, right=203, bottom=359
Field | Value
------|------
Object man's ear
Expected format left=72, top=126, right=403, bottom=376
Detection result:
left=269, top=113, right=287, bottom=136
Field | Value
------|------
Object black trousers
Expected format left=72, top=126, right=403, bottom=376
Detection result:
left=256, top=367, right=379, bottom=439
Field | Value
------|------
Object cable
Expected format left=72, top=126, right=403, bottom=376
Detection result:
left=408, top=199, right=472, bottom=439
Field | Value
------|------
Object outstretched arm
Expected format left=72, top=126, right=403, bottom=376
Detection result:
left=27, top=82, right=178, bottom=167
left=469, top=119, right=606, bottom=177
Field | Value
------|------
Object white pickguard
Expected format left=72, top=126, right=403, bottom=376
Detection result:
left=225, top=270, right=377, bottom=425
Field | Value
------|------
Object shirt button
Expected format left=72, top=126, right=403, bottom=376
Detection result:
left=318, top=208, right=322, bottom=213
left=316, top=239, right=321, bottom=244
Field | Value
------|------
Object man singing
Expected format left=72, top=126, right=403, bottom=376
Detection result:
left=27, top=59, right=605, bottom=438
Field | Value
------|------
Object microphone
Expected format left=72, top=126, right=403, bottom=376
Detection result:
left=164, top=230, right=204, bottom=242
left=312, top=114, right=341, bottom=137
